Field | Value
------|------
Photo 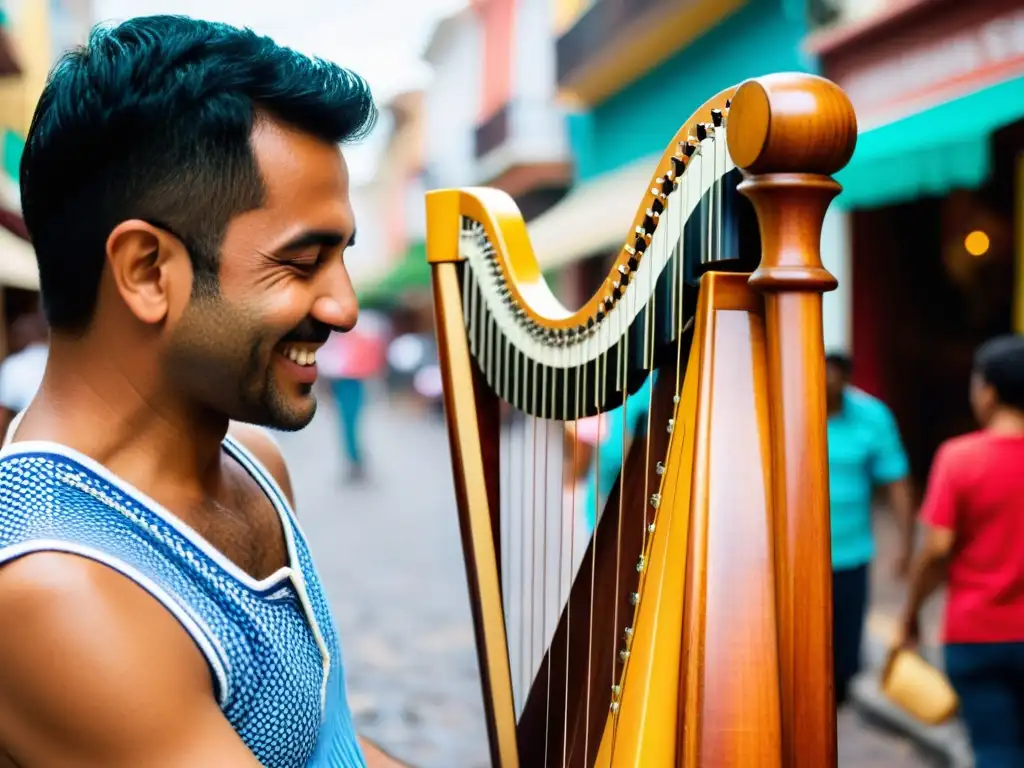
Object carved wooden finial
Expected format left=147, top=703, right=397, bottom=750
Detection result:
left=726, top=73, right=857, bottom=177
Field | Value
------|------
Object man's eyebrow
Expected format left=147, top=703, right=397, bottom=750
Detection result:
left=276, top=229, right=353, bottom=252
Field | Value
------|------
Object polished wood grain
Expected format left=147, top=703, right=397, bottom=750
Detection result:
left=678, top=273, right=782, bottom=768
left=429, top=261, right=520, bottom=768
left=727, top=73, right=857, bottom=176
left=730, top=72, right=858, bottom=768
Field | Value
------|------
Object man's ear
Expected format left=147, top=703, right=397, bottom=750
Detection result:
left=105, top=220, right=192, bottom=325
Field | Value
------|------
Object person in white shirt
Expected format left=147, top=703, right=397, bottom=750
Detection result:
left=0, top=310, right=48, bottom=438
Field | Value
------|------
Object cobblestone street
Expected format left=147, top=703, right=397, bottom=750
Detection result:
left=276, top=385, right=935, bottom=767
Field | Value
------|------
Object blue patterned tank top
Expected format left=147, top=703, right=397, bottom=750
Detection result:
left=0, top=433, right=366, bottom=768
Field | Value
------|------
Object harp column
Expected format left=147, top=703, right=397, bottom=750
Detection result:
left=727, top=73, right=858, bottom=768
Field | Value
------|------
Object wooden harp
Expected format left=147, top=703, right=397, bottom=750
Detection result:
left=425, top=73, right=857, bottom=767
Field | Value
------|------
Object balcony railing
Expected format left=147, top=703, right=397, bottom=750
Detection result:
left=474, top=103, right=510, bottom=159
left=471, top=99, right=571, bottom=184
left=557, top=0, right=672, bottom=86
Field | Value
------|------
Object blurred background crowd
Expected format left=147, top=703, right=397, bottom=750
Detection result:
left=0, top=0, right=1022, bottom=765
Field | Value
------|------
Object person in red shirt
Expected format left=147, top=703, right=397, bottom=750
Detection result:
left=898, top=334, right=1024, bottom=767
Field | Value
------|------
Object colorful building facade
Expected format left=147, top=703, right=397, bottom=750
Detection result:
left=810, top=0, right=1024, bottom=480
left=530, top=0, right=821, bottom=313
left=0, top=0, right=92, bottom=355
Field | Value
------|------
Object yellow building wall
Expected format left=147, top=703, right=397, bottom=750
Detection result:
left=553, top=0, right=592, bottom=35
left=0, top=0, right=52, bottom=137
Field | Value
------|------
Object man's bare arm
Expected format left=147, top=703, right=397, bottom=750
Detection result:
left=0, top=552, right=264, bottom=768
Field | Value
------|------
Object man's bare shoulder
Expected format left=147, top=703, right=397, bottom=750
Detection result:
left=0, top=552, right=260, bottom=767
left=227, top=422, right=296, bottom=508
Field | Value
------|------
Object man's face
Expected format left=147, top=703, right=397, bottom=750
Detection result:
left=165, top=119, right=358, bottom=431
left=825, top=362, right=846, bottom=410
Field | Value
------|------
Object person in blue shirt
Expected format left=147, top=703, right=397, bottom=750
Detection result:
left=825, top=352, right=915, bottom=706
left=585, top=355, right=914, bottom=711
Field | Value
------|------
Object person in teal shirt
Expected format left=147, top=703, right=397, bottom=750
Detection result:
left=825, top=352, right=915, bottom=706
left=583, top=355, right=914, bottom=710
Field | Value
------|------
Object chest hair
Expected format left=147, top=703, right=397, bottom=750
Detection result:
left=184, top=461, right=290, bottom=581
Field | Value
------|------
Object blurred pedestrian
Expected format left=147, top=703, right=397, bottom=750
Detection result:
left=898, top=334, right=1024, bottom=767
left=0, top=310, right=48, bottom=439
left=825, top=352, right=915, bottom=706
left=318, top=321, right=386, bottom=483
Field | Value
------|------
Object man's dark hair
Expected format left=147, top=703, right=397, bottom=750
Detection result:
left=974, top=334, right=1024, bottom=411
left=20, top=15, right=377, bottom=333
left=825, top=351, right=853, bottom=377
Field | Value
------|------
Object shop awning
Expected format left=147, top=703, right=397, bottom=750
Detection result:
left=527, top=155, right=658, bottom=270
left=358, top=240, right=429, bottom=306
left=836, top=76, right=1024, bottom=210
left=0, top=223, right=37, bottom=290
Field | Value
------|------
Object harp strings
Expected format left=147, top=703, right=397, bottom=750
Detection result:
left=483, top=120, right=729, bottom=763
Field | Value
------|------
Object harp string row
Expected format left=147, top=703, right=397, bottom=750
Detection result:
left=455, top=130, right=735, bottom=422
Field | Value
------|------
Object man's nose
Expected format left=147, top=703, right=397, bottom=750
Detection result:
left=311, top=260, right=358, bottom=332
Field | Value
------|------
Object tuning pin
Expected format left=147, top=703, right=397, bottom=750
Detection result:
left=643, top=208, right=659, bottom=232
left=611, top=281, right=623, bottom=299
left=682, top=140, right=697, bottom=157
left=696, top=123, right=711, bottom=141
left=617, top=263, right=631, bottom=277
left=711, top=108, right=723, bottom=127
left=671, top=154, right=686, bottom=176
left=660, top=175, right=674, bottom=195
left=725, top=98, right=732, bottom=109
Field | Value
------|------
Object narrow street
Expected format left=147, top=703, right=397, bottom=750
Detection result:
left=276, top=385, right=935, bottom=768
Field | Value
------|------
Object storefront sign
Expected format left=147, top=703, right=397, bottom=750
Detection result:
left=820, top=0, right=1024, bottom=128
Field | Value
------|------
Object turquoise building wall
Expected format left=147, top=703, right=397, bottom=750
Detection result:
left=569, top=0, right=814, bottom=181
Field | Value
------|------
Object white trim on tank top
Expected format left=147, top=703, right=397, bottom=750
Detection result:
left=1, top=437, right=296, bottom=592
